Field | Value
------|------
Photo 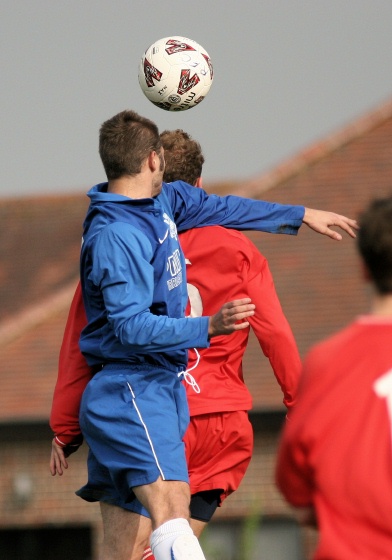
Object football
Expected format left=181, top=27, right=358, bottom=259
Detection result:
left=138, top=36, right=213, bottom=111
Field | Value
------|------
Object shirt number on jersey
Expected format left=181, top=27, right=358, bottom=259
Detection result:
left=373, top=368, right=392, bottom=446
left=185, top=258, right=203, bottom=317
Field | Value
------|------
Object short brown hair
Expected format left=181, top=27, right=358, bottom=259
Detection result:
left=99, top=110, right=162, bottom=180
left=357, top=195, right=392, bottom=294
left=160, top=129, right=205, bottom=186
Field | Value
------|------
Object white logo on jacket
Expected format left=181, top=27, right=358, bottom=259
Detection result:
left=158, top=229, right=169, bottom=244
left=167, top=249, right=182, bottom=291
left=163, top=213, right=178, bottom=240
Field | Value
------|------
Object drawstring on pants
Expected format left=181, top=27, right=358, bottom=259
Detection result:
left=177, top=349, right=201, bottom=393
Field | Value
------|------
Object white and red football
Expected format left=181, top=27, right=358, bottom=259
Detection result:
left=138, top=36, right=213, bottom=111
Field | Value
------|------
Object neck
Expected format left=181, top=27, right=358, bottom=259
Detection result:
left=107, top=176, right=153, bottom=199
left=370, top=293, right=392, bottom=317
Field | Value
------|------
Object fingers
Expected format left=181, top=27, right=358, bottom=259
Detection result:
left=224, top=299, right=255, bottom=323
left=225, top=298, right=252, bottom=306
left=50, top=453, right=62, bottom=476
left=333, top=215, right=359, bottom=239
left=50, top=440, right=68, bottom=476
left=231, top=320, right=251, bottom=331
left=209, top=299, right=255, bottom=337
left=325, top=230, right=342, bottom=241
left=322, top=214, right=359, bottom=240
left=303, top=208, right=359, bottom=240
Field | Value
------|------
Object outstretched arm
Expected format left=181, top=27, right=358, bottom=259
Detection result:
left=303, top=208, right=358, bottom=240
left=169, top=182, right=358, bottom=240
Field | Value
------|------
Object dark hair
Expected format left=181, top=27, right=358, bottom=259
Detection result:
left=99, top=110, right=162, bottom=180
left=160, top=129, right=204, bottom=186
left=357, top=195, right=392, bottom=294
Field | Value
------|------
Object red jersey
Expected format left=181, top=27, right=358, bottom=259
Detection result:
left=180, top=226, right=301, bottom=415
left=50, top=226, right=301, bottom=445
left=276, top=316, right=392, bottom=559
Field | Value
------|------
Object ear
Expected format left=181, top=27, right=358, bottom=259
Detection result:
left=194, top=177, right=203, bottom=189
left=146, top=152, right=154, bottom=171
left=147, top=151, right=158, bottom=172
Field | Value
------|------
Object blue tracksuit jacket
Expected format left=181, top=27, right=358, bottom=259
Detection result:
left=80, top=181, right=304, bottom=373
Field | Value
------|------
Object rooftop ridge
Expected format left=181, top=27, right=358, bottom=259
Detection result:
left=231, top=96, right=392, bottom=198
left=0, top=279, right=77, bottom=348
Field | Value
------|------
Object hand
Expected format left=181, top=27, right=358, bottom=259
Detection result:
left=303, top=208, right=359, bottom=240
left=50, top=439, right=69, bottom=476
left=208, top=298, right=255, bottom=337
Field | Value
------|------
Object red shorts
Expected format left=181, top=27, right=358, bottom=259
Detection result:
left=183, top=410, right=253, bottom=505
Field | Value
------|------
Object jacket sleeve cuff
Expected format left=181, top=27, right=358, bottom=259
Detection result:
left=54, top=433, right=84, bottom=448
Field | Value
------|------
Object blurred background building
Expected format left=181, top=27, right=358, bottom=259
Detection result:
left=1, top=98, right=392, bottom=559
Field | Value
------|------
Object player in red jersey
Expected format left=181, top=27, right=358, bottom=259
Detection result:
left=50, top=130, right=357, bottom=559
left=276, top=195, right=392, bottom=560
left=159, top=130, right=301, bottom=540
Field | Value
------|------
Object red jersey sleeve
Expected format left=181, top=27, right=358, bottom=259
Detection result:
left=275, top=355, right=316, bottom=506
left=50, top=282, right=93, bottom=448
left=246, top=243, right=302, bottom=408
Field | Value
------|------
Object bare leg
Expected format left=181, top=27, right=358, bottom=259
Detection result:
left=133, top=477, right=191, bottom=530
left=99, top=502, right=152, bottom=560
left=189, top=518, right=208, bottom=538
left=134, top=478, right=206, bottom=559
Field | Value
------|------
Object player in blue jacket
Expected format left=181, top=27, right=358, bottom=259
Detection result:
left=74, top=109, right=357, bottom=560
left=79, top=181, right=303, bottom=371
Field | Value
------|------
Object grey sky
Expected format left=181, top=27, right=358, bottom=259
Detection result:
left=2, top=0, right=392, bottom=198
